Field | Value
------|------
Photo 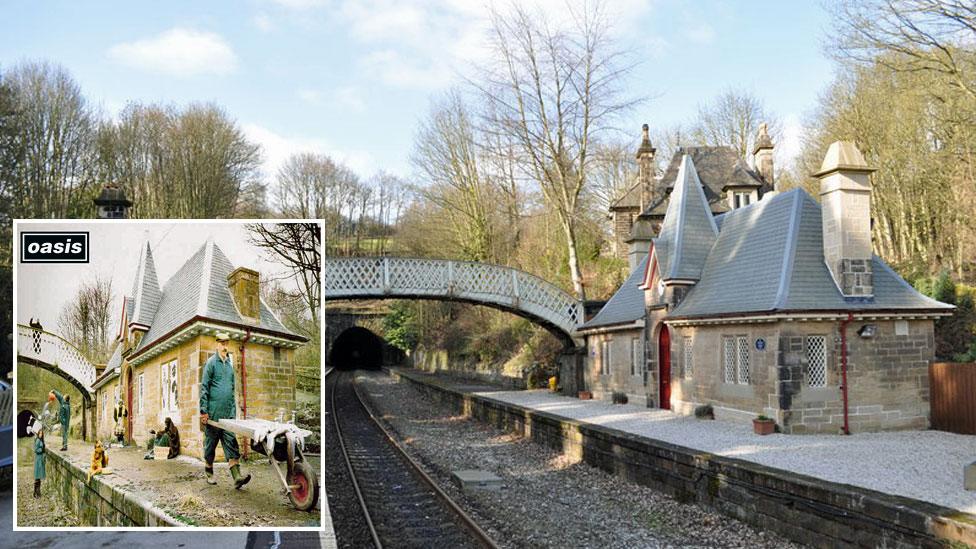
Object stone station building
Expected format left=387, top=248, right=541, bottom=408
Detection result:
left=580, top=133, right=952, bottom=433
left=93, top=239, right=307, bottom=458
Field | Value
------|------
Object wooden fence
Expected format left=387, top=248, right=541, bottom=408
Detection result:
left=930, top=362, right=976, bottom=435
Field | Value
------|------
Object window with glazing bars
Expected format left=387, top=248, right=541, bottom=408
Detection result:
left=736, top=336, right=750, bottom=384
left=601, top=340, right=611, bottom=375
left=807, top=336, right=827, bottom=387
left=723, top=337, right=735, bottom=383
left=631, top=337, right=641, bottom=376
left=683, top=337, right=693, bottom=379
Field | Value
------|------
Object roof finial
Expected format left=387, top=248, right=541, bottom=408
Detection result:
left=637, top=123, right=656, bottom=158
left=753, top=122, right=773, bottom=153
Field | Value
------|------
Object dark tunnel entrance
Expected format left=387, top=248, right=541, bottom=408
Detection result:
left=329, top=327, right=385, bottom=370
left=17, top=409, right=36, bottom=438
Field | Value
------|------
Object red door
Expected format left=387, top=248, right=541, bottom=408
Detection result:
left=126, top=368, right=133, bottom=442
left=658, top=326, right=671, bottom=410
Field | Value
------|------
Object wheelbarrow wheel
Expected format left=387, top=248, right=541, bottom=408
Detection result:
left=288, top=461, right=318, bottom=512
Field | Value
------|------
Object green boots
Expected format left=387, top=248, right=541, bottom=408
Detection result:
left=230, top=464, right=251, bottom=489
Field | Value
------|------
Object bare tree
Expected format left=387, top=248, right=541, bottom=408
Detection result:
left=246, top=222, right=321, bottom=320
left=832, top=0, right=976, bottom=101
left=6, top=61, right=97, bottom=219
left=689, top=88, right=780, bottom=160
left=412, top=91, right=498, bottom=261
left=475, top=1, right=639, bottom=299
left=58, top=276, right=114, bottom=363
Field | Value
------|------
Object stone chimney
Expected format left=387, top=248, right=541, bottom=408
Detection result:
left=93, top=184, right=133, bottom=219
left=228, top=267, right=261, bottom=321
left=753, top=123, right=774, bottom=188
left=636, top=123, right=656, bottom=211
left=813, top=141, right=876, bottom=297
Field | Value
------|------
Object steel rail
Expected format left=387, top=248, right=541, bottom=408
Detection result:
left=330, top=370, right=383, bottom=549
left=348, top=373, right=500, bottom=549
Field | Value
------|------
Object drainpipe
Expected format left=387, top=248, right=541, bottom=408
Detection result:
left=840, top=313, right=853, bottom=435
left=240, top=330, right=251, bottom=458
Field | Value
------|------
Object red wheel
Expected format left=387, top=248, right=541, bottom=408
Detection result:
left=288, top=461, right=318, bottom=512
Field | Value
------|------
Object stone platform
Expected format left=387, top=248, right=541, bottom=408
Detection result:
left=389, top=367, right=976, bottom=549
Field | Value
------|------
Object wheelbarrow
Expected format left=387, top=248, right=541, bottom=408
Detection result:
left=210, top=418, right=319, bottom=512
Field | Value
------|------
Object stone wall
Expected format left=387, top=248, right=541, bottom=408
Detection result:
left=44, top=448, right=179, bottom=526
left=583, top=329, right=648, bottom=406
left=390, top=367, right=976, bottom=549
left=96, top=334, right=296, bottom=460
left=779, top=319, right=932, bottom=434
left=669, top=323, right=781, bottom=423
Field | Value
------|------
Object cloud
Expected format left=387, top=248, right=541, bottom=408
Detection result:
left=270, top=0, right=329, bottom=9
left=297, top=88, right=321, bottom=103
left=243, top=123, right=375, bottom=178
left=334, top=86, right=366, bottom=112
left=107, top=28, right=238, bottom=76
left=685, top=22, right=715, bottom=45
left=253, top=14, right=275, bottom=32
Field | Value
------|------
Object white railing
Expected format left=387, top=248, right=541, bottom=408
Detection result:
left=324, top=257, right=584, bottom=342
left=17, top=324, right=96, bottom=394
left=0, top=381, right=11, bottom=426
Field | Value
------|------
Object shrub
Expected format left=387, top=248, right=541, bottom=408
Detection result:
left=612, top=391, right=628, bottom=404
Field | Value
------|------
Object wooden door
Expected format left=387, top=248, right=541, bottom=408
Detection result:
left=658, top=326, right=671, bottom=410
left=126, top=368, right=133, bottom=442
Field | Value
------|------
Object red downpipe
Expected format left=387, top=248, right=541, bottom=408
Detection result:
left=240, top=330, right=252, bottom=458
left=840, top=313, right=853, bottom=435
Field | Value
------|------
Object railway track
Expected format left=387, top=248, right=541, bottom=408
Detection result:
left=328, top=369, right=497, bottom=549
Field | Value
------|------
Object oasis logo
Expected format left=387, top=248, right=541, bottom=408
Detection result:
left=21, top=232, right=89, bottom=263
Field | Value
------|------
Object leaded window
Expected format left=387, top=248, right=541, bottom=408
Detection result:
left=683, top=337, right=693, bottom=379
left=737, top=336, right=750, bottom=384
left=723, top=337, right=735, bottom=383
left=631, top=337, right=641, bottom=376
left=807, top=336, right=827, bottom=387
left=723, top=335, right=750, bottom=385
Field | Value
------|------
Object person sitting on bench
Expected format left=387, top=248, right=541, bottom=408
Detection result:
left=144, top=417, right=181, bottom=460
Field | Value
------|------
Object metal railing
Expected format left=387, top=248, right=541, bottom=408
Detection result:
left=325, top=257, right=583, bottom=342
left=17, top=324, right=97, bottom=394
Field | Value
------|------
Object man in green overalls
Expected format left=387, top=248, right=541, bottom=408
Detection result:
left=199, top=332, right=251, bottom=488
left=51, top=389, right=70, bottom=451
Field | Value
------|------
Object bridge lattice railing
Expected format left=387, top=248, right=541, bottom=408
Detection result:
left=17, top=324, right=96, bottom=394
left=324, top=257, right=583, bottom=340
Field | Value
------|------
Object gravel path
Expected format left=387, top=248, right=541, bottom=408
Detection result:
left=358, top=371, right=801, bottom=549
left=454, top=382, right=976, bottom=514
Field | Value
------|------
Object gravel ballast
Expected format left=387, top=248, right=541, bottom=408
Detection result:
left=356, top=371, right=801, bottom=549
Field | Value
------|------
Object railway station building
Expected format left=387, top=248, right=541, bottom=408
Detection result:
left=579, top=131, right=953, bottom=433
left=92, top=239, right=307, bottom=458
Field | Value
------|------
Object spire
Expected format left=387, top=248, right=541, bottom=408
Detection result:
left=656, top=155, right=718, bottom=282
left=129, top=240, right=162, bottom=327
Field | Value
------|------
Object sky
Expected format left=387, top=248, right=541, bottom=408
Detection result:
left=0, top=0, right=834, bottom=182
left=15, top=221, right=305, bottom=331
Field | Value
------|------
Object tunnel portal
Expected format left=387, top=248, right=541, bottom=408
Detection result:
left=328, top=326, right=385, bottom=370
left=17, top=409, right=36, bottom=438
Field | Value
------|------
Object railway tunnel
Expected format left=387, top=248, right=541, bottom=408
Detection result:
left=328, top=326, right=388, bottom=370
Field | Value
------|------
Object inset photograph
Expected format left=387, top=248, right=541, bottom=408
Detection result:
left=14, top=220, right=322, bottom=528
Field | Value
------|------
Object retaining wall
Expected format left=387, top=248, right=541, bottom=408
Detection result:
left=44, top=449, right=180, bottom=526
left=388, top=367, right=976, bottom=549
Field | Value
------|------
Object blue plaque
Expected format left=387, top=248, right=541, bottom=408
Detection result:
left=755, top=338, right=766, bottom=351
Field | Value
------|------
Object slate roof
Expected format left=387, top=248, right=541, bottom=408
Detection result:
left=644, top=147, right=765, bottom=217
left=133, top=240, right=300, bottom=354
left=128, top=242, right=162, bottom=327
left=668, top=189, right=953, bottom=319
left=654, top=155, right=718, bottom=282
left=579, top=255, right=649, bottom=330
left=610, top=180, right=642, bottom=210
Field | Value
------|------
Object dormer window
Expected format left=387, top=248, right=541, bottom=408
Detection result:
left=734, top=191, right=752, bottom=208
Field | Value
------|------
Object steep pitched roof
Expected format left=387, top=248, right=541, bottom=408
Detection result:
left=134, top=240, right=298, bottom=353
left=654, top=155, right=718, bottom=282
left=668, top=189, right=953, bottom=318
left=645, top=146, right=764, bottom=217
left=610, top=180, right=642, bottom=210
left=128, top=242, right=162, bottom=327
left=579, top=255, right=649, bottom=330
